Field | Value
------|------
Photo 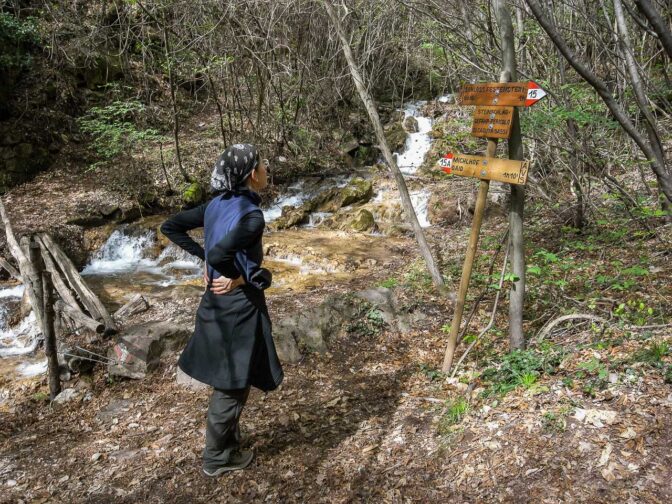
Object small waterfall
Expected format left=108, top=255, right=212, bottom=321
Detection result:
left=303, top=212, right=332, bottom=228
left=82, top=229, right=156, bottom=275
left=0, top=284, right=40, bottom=358
left=396, top=101, right=433, bottom=175
left=82, top=228, right=202, bottom=285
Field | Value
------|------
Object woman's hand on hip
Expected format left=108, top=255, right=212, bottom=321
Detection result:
left=210, top=275, right=246, bottom=295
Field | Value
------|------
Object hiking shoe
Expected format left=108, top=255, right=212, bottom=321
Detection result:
left=202, top=450, right=254, bottom=477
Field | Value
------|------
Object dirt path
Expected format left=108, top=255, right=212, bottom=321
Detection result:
left=2, top=288, right=671, bottom=503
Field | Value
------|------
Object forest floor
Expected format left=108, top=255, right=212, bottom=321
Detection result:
left=2, top=133, right=672, bottom=503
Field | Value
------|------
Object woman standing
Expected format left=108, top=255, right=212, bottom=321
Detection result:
left=160, top=144, right=283, bottom=477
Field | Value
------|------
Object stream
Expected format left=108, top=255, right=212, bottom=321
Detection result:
left=0, top=98, right=441, bottom=380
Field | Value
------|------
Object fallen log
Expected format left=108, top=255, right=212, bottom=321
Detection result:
left=35, top=235, right=81, bottom=310
left=55, top=300, right=105, bottom=334
left=114, top=294, right=150, bottom=322
left=0, top=256, right=20, bottom=280
left=39, top=233, right=117, bottom=334
left=0, top=199, right=43, bottom=329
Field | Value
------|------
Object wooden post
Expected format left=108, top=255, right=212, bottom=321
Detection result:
left=442, top=138, right=498, bottom=373
left=20, top=236, right=44, bottom=331
left=42, top=270, right=61, bottom=400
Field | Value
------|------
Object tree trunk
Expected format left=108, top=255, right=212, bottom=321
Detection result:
left=42, top=271, right=61, bottom=400
left=634, top=0, right=672, bottom=59
left=613, top=0, right=669, bottom=213
left=496, top=0, right=526, bottom=350
left=525, top=0, right=672, bottom=207
left=162, top=19, right=190, bottom=184
left=321, top=0, right=445, bottom=288
left=54, top=300, right=105, bottom=335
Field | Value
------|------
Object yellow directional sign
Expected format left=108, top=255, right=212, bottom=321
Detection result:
left=471, top=106, right=514, bottom=138
left=437, top=153, right=529, bottom=185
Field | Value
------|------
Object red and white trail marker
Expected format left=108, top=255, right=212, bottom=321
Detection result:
left=525, top=81, right=547, bottom=107
left=438, top=153, right=453, bottom=173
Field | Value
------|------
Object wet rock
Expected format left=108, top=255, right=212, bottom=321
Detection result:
left=384, top=121, right=407, bottom=153
left=108, top=321, right=191, bottom=379
left=349, top=209, right=375, bottom=232
left=317, top=178, right=373, bottom=212
left=403, top=116, right=419, bottom=133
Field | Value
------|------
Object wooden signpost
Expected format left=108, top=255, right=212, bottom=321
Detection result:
left=458, top=81, right=547, bottom=107
left=439, top=153, right=529, bottom=185
left=440, top=80, right=546, bottom=373
left=471, top=106, right=514, bottom=139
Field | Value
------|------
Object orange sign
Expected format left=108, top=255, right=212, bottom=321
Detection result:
left=437, top=153, right=529, bottom=185
left=471, top=106, right=514, bottom=138
left=459, top=81, right=547, bottom=107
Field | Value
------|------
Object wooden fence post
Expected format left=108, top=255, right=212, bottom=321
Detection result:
left=41, top=269, right=61, bottom=400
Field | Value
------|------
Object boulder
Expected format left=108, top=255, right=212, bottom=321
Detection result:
left=273, top=294, right=361, bottom=356
left=403, top=116, right=419, bottom=133
left=355, top=287, right=426, bottom=333
left=176, top=367, right=209, bottom=391
left=108, top=321, right=191, bottom=379
left=316, top=178, right=373, bottom=213
left=383, top=121, right=407, bottom=153
left=349, top=209, right=375, bottom=232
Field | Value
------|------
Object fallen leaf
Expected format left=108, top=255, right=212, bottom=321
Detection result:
left=619, top=427, right=637, bottom=440
left=598, top=443, right=612, bottom=467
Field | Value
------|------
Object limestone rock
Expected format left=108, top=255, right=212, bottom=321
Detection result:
left=176, top=367, right=209, bottom=391
left=108, top=321, right=191, bottom=379
left=349, top=209, right=375, bottom=232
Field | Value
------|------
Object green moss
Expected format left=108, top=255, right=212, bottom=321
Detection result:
left=182, top=182, right=205, bottom=206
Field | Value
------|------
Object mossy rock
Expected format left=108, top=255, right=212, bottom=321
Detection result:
left=384, top=121, right=407, bottom=153
left=350, top=209, right=375, bottom=232
left=182, top=182, right=205, bottom=207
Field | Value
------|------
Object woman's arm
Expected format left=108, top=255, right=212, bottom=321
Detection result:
left=160, top=202, right=208, bottom=260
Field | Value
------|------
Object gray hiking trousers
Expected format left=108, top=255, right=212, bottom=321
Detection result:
left=203, top=387, right=250, bottom=470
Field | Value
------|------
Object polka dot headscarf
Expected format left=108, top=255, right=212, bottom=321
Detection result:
left=210, top=143, right=259, bottom=193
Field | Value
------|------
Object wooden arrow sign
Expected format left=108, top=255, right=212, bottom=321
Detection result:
left=459, top=81, right=547, bottom=107
left=437, top=153, right=529, bottom=185
left=471, top=106, right=514, bottom=138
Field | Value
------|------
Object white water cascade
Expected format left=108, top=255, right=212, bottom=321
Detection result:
left=82, top=227, right=202, bottom=283
left=396, top=101, right=434, bottom=176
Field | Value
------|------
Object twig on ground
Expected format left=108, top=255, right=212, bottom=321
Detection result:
left=535, top=313, right=609, bottom=342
